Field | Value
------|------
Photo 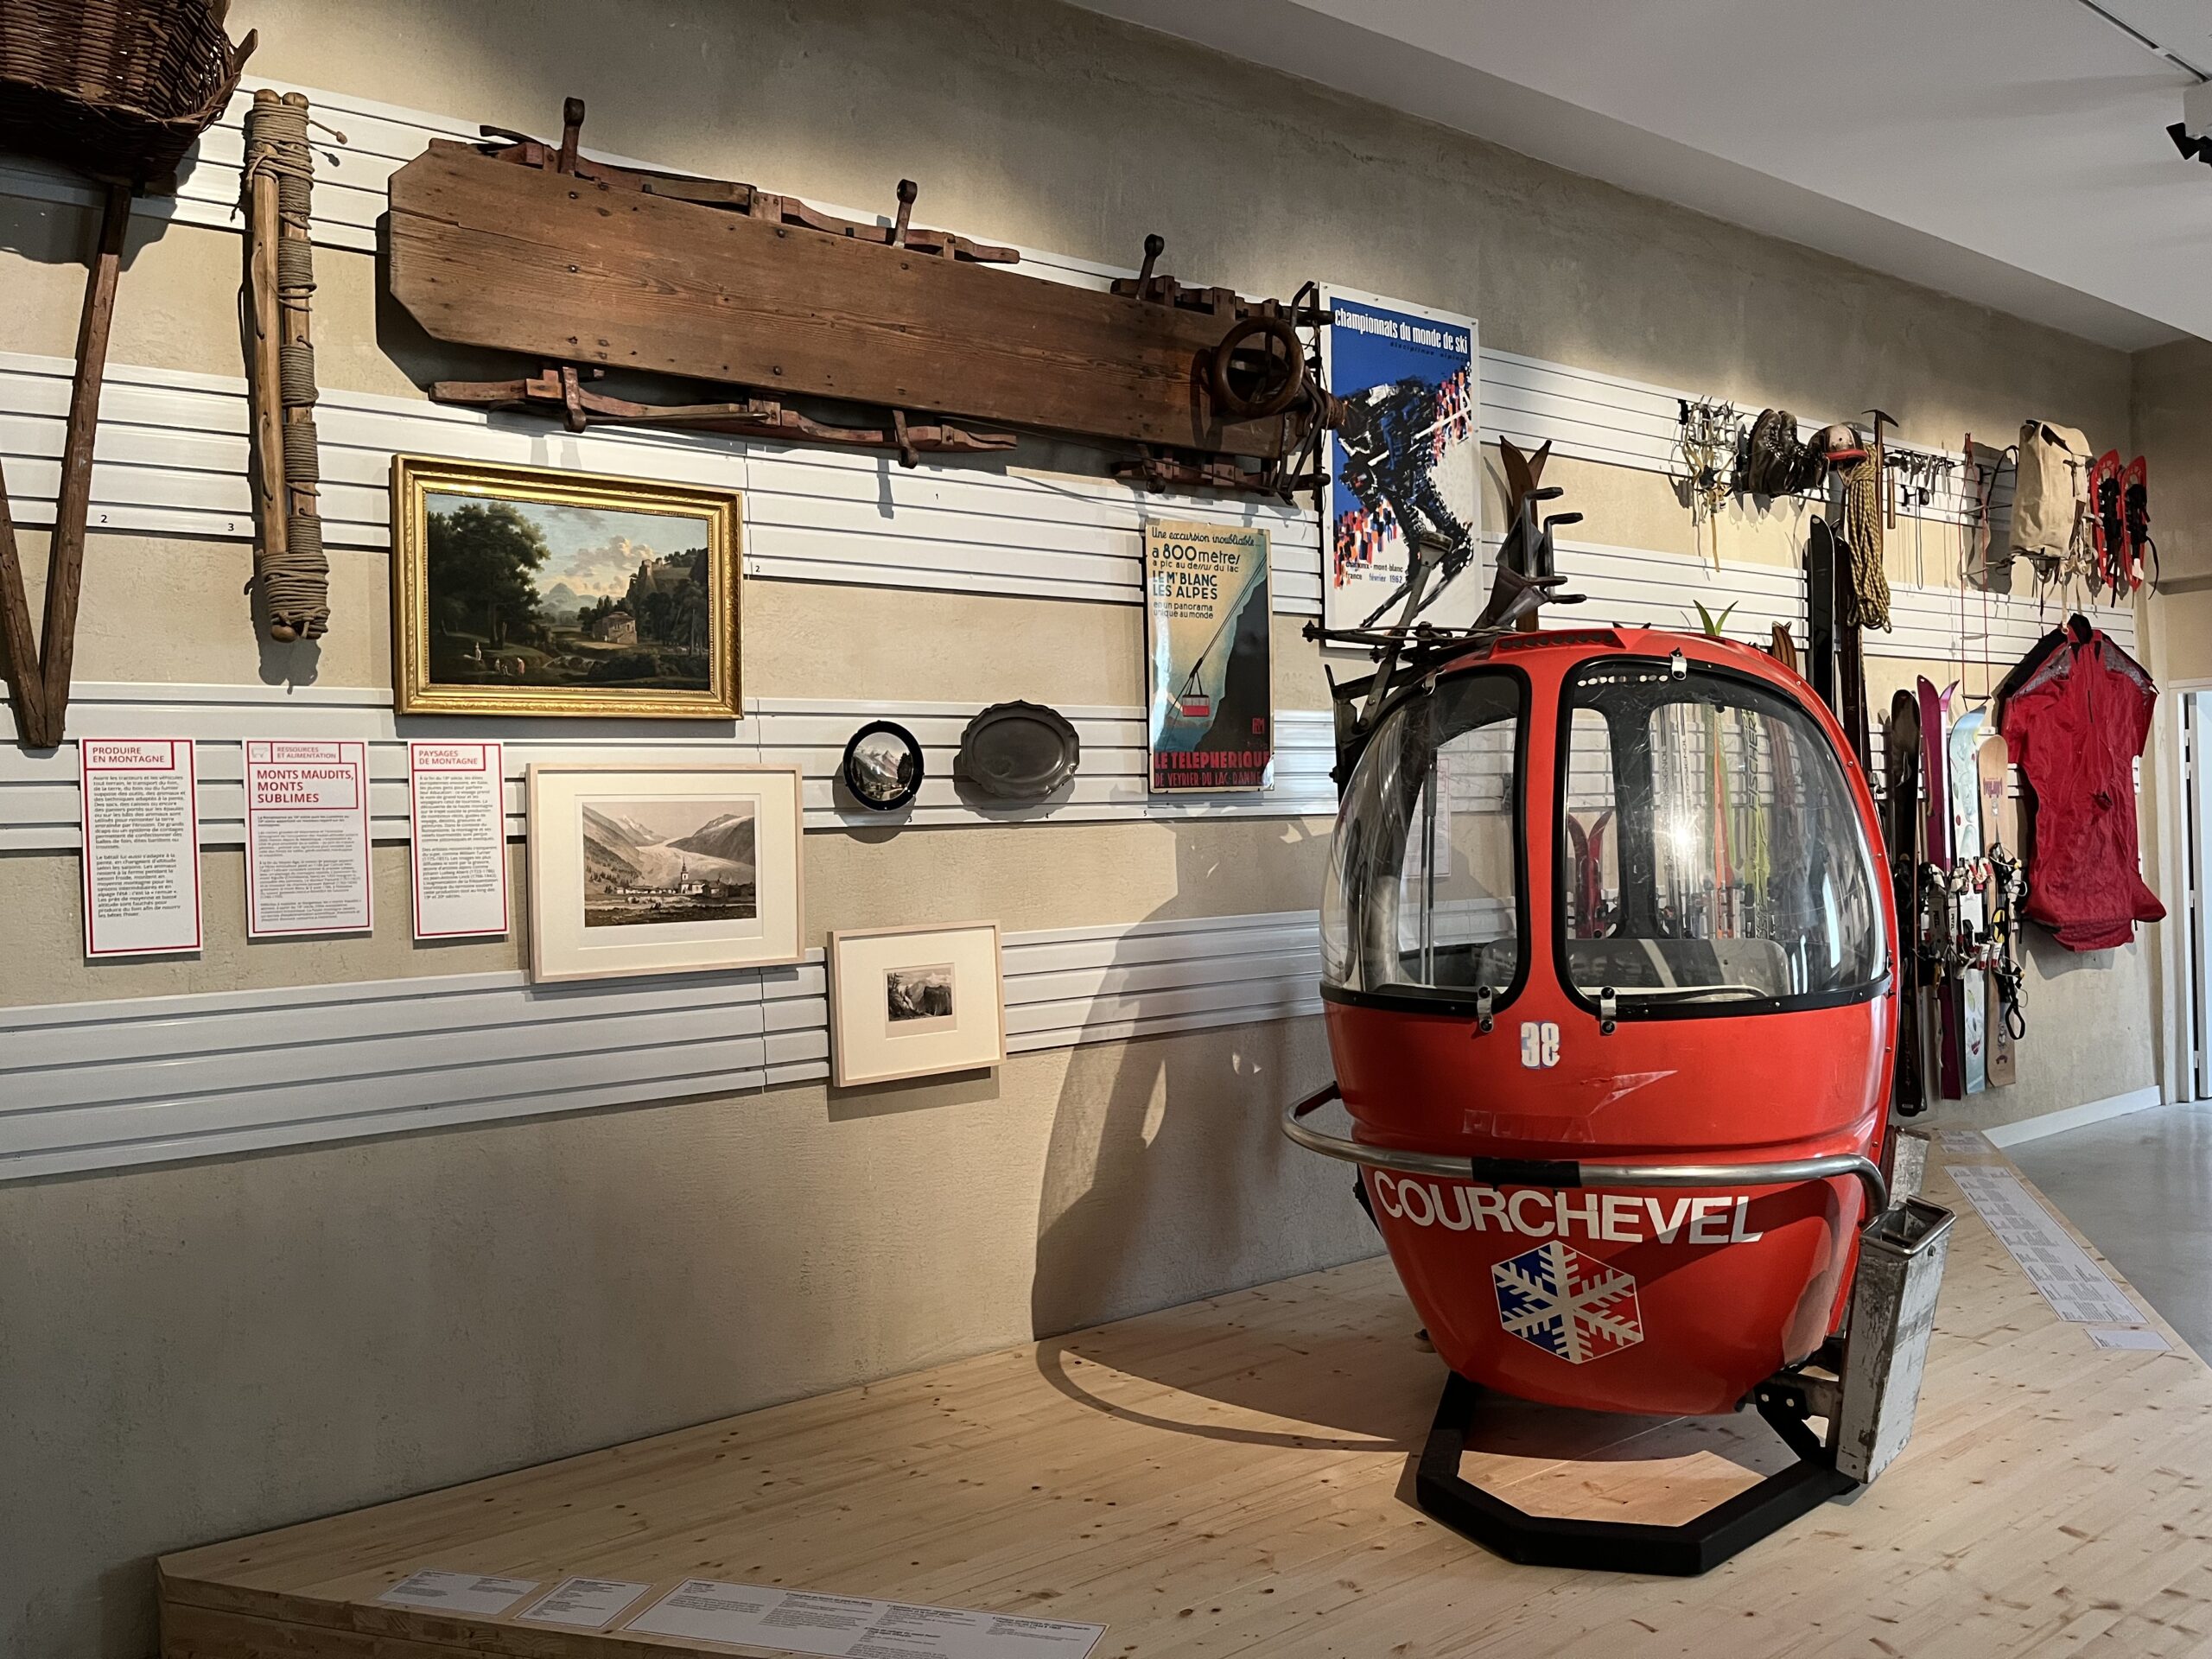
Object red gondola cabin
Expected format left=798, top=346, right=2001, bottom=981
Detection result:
left=1311, top=626, right=1894, bottom=1418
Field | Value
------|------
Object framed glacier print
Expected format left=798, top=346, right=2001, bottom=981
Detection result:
left=391, top=454, right=742, bottom=720
left=526, top=763, right=803, bottom=983
left=830, top=920, right=1006, bottom=1086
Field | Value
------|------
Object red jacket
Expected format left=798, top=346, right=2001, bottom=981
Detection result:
left=1999, top=623, right=2164, bottom=951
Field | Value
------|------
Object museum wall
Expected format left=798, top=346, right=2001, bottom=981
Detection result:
left=2126, top=337, right=2212, bottom=1103
left=0, top=2, right=2165, bottom=1653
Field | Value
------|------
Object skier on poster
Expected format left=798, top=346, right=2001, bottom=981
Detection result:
left=1337, top=378, right=1477, bottom=624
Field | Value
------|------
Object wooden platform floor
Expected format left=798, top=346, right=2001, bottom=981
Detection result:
left=161, top=1150, right=2212, bottom=1658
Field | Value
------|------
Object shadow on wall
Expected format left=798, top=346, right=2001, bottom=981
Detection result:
left=0, top=186, right=168, bottom=273
left=1027, top=818, right=1377, bottom=1340
left=1, top=185, right=333, bottom=693
left=2023, top=922, right=2132, bottom=982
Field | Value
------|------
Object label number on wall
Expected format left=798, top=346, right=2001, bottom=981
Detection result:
left=1520, top=1020, right=1560, bottom=1069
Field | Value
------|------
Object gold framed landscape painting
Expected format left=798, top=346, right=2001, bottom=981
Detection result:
left=391, top=454, right=742, bottom=719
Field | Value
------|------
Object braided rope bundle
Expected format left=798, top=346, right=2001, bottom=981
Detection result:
left=243, top=93, right=329, bottom=641
left=1835, top=452, right=1892, bottom=632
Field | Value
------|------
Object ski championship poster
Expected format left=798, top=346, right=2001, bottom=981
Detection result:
left=1143, top=519, right=1273, bottom=792
left=1320, top=287, right=1482, bottom=633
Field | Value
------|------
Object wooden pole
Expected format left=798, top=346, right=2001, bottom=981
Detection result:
left=242, top=88, right=328, bottom=642
left=0, top=458, right=49, bottom=746
left=35, top=181, right=131, bottom=746
left=245, top=90, right=289, bottom=630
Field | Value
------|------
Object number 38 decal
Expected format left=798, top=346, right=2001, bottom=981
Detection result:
left=1519, top=1020, right=1560, bottom=1069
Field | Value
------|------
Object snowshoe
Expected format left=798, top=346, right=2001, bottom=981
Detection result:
left=2124, top=454, right=2156, bottom=592
left=2089, top=450, right=2126, bottom=602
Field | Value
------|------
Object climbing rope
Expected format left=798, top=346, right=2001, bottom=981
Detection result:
left=1834, top=450, right=1891, bottom=632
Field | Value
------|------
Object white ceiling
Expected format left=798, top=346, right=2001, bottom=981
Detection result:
left=1075, top=0, right=2212, bottom=351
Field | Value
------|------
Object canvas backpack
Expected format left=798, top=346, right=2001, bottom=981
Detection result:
left=2011, top=420, right=2093, bottom=563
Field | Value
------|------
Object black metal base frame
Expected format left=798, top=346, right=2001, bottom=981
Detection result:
left=1416, top=1372, right=1858, bottom=1576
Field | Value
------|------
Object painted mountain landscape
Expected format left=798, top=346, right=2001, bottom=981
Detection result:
left=581, top=798, right=757, bottom=929
left=423, top=491, right=715, bottom=691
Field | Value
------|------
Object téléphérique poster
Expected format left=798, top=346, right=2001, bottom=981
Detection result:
left=1142, top=518, right=1273, bottom=792
left=1320, top=287, right=1481, bottom=633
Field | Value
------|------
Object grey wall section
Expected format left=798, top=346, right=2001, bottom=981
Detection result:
left=0, top=2, right=2172, bottom=1653
left=2130, top=339, right=2212, bottom=1106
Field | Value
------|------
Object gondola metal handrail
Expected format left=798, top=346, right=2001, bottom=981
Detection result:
left=1285, top=1082, right=1887, bottom=1213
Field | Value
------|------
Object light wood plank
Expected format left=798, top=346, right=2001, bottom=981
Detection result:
left=160, top=1151, right=2212, bottom=1657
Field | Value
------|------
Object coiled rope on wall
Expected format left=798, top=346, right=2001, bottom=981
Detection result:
left=241, top=89, right=331, bottom=642
left=1834, top=451, right=1891, bottom=632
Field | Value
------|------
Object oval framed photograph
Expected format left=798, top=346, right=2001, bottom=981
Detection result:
left=955, top=701, right=1081, bottom=802
left=841, top=720, right=925, bottom=813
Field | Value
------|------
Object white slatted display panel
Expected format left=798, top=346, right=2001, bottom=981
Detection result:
left=0, top=73, right=2016, bottom=602
left=0, top=683, right=1338, bottom=851
left=0, top=352, right=1322, bottom=612
left=0, top=344, right=2102, bottom=648
left=1519, top=533, right=2137, bottom=662
left=0, top=315, right=2123, bottom=678
left=0, top=582, right=2123, bottom=853
left=1480, top=348, right=1681, bottom=474
left=0, top=910, right=1325, bottom=1180
left=1001, top=909, right=1323, bottom=1051
left=0, top=957, right=830, bottom=1182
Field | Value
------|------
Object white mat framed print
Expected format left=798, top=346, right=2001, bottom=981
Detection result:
left=526, top=764, right=804, bottom=983
left=830, top=920, right=1005, bottom=1086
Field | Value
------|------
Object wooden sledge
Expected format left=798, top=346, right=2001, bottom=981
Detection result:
left=386, top=101, right=1333, bottom=488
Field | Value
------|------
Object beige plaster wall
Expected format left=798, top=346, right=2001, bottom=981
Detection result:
left=0, top=2, right=2173, bottom=1653
left=2133, top=341, right=2212, bottom=589
left=1, top=1017, right=1347, bottom=1655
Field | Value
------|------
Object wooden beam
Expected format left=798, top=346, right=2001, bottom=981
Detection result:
left=244, top=92, right=290, bottom=635
left=0, top=460, right=49, bottom=747
left=35, top=181, right=130, bottom=746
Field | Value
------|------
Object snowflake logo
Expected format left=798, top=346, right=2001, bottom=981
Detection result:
left=1491, top=1241, right=1644, bottom=1364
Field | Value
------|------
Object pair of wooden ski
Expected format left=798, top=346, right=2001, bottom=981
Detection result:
left=1886, top=681, right=2019, bottom=1113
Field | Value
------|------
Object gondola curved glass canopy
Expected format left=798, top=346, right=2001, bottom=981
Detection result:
left=1322, top=653, right=1885, bottom=1021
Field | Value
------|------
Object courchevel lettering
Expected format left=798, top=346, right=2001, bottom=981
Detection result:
left=1369, top=1173, right=1762, bottom=1244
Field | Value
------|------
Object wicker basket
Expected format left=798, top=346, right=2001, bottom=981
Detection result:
left=0, top=0, right=253, bottom=190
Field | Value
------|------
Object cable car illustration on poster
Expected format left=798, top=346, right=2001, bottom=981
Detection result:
left=1285, top=443, right=1955, bottom=1575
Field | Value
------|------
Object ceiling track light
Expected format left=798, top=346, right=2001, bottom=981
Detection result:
left=2073, top=0, right=2212, bottom=81
left=2066, top=0, right=2212, bottom=168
